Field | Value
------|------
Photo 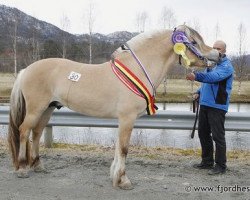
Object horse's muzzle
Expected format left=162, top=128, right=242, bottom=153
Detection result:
left=204, top=49, right=221, bottom=66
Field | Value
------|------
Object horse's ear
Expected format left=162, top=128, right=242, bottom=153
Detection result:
left=184, top=25, right=191, bottom=37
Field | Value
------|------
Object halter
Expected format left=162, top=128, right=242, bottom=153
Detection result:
left=172, top=29, right=211, bottom=67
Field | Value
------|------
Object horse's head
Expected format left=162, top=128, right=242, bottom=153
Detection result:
left=172, top=25, right=220, bottom=68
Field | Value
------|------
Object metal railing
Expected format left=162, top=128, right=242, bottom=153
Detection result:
left=1, top=106, right=250, bottom=147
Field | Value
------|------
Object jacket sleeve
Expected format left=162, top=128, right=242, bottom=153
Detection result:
left=195, top=61, right=234, bottom=83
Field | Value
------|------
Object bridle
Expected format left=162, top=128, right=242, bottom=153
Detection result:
left=172, top=28, right=216, bottom=67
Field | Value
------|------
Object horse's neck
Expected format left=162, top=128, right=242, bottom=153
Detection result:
left=135, top=42, right=176, bottom=89
left=116, top=30, right=177, bottom=91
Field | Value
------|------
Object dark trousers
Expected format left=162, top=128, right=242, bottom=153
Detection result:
left=198, top=105, right=227, bottom=169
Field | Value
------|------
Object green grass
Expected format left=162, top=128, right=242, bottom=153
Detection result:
left=156, top=79, right=250, bottom=103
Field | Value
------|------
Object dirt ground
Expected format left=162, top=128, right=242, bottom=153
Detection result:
left=0, top=142, right=249, bottom=200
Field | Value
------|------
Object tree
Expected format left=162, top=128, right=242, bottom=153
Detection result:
left=189, top=18, right=201, bottom=32
left=84, top=1, right=96, bottom=64
left=60, top=13, right=70, bottom=58
left=12, top=17, right=18, bottom=76
left=214, top=22, right=221, bottom=40
left=159, top=7, right=177, bottom=95
left=135, top=11, right=149, bottom=33
left=234, top=22, right=247, bottom=95
left=159, top=7, right=176, bottom=29
left=0, top=6, right=20, bottom=76
left=42, top=40, right=61, bottom=58
left=25, top=17, right=41, bottom=65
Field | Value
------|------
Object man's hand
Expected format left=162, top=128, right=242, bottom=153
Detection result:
left=192, top=93, right=199, bottom=100
left=186, top=73, right=196, bottom=81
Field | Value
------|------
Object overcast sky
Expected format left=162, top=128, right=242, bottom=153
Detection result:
left=0, top=0, right=249, bottom=54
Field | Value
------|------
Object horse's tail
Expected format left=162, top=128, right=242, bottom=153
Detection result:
left=8, top=69, right=30, bottom=170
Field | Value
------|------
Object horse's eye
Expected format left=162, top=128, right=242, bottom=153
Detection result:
left=191, top=40, right=197, bottom=45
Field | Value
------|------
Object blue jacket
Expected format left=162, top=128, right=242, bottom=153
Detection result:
left=195, top=56, right=234, bottom=112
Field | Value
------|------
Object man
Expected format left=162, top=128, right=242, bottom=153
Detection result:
left=186, top=40, right=234, bottom=175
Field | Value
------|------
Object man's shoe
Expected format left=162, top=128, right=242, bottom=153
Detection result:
left=208, top=165, right=226, bottom=175
left=193, top=162, right=214, bottom=169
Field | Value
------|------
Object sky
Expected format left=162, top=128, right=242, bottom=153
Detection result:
left=0, top=0, right=249, bottom=55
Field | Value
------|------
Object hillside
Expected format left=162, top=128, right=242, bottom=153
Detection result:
left=0, top=5, right=138, bottom=72
left=0, top=4, right=249, bottom=77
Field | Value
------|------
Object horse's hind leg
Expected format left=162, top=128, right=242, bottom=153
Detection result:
left=110, top=114, right=136, bottom=190
left=17, top=110, right=44, bottom=177
left=30, top=107, right=55, bottom=172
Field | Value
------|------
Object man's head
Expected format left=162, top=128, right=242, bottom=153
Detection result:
left=213, top=40, right=226, bottom=55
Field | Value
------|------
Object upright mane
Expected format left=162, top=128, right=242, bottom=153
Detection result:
left=112, top=29, right=171, bottom=57
left=127, top=30, right=168, bottom=48
left=185, top=25, right=204, bottom=43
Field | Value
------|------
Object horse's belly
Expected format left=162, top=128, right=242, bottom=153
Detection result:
left=64, top=83, right=119, bottom=118
left=68, top=98, right=118, bottom=118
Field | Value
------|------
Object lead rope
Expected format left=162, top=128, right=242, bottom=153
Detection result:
left=191, top=98, right=199, bottom=139
left=122, top=43, right=156, bottom=97
left=189, top=68, right=199, bottom=139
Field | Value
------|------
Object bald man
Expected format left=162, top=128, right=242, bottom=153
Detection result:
left=186, top=40, right=234, bottom=175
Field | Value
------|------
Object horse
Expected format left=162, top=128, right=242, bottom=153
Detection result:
left=8, top=25, right=220, bottom=189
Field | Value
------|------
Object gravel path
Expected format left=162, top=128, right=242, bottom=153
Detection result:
left=0, top=144, right=249, bottom=200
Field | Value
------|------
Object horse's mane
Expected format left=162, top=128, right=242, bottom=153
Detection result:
left=112, top=26, right=204, bottom=58
left=185, top=25, right=204, bottom=43
left=112, top=29, right=171, bottom=57
left=128, top=30, right=168, bottom=48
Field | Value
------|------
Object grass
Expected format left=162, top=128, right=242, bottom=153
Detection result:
left=0, top=139, right=249, bottom=163
left=1, top=73, right=250, bottom=103
left=43, top=143, right=250, bottom=162
left=156, top=79, right=250, bottom=103
left=0, top=73, right=14, bottom=97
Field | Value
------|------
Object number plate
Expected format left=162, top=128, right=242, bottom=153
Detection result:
left=68, top=71, right=81, bottom=82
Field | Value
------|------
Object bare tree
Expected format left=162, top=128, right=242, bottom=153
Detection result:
left=12, top=17, right=18, bottom=76
left=31, top=31, right=40, bottom=62
left=234, top=22, right=247, bottom=95
left=214, top=22, right=221, bottom=40
left=26, top=17, right=41, bottom=65
left=135, top=13, right=141, bottom=33
left=84, top=1, right=96, bottom=64
left=60, top=13, right=70, bottom=58
left=159, top=7, right=177, bottom=29
left=0, top=7, right=20, bottom=76
left=189, top=18, right=201, bottom=32
left=159, top=7, right=177, bottom=95
left=135, top=11, right=149, bottom=33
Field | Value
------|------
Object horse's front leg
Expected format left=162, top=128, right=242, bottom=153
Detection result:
left=110, top=114, right=136, bottom=190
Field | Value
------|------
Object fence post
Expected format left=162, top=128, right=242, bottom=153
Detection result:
left=44, top=126, right=53, bottom=148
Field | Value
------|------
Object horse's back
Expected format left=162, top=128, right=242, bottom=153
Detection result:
left=20, top=58, right=126, bottom=117
left=23, top=58, right=111, bottom=88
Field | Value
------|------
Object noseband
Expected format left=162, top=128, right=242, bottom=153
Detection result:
left=172, top=29, right=212, bottom=67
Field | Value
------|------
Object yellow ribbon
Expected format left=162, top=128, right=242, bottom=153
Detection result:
left=173, top=43, right=192, bottom=67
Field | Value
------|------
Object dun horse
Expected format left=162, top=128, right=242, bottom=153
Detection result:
left=8, top=25, right=220, bottom=189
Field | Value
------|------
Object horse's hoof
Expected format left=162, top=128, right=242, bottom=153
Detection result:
left=118, top=176, right=134, bottom=190
left=118, top=181, right=134, bottom=190
left=33, top=165, right=47, bottom=173
left=16, top=169, right=29, bottom=178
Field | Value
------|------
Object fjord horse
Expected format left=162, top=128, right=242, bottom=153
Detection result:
left=8, top=25, right=220, bottom=189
